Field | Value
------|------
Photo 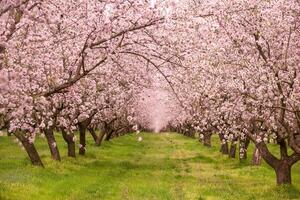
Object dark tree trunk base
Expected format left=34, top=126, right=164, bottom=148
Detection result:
left=254, top=140, right=300, bottom=185
left=79, top=124, right=86, bottom=155
left=239, top=137, right=250, bottom=161
left=229, top=142, right=237, bottom=158
left=67, top=141, right=76, bottom=157
left=219, top=134, right=229, bottom=154
left=220, top=143, right=229, bottom=154
left=203, top=133, right=212, bottom=147
left=275, top=162, right=292, bottom=185
left=14, top=132, right=44, bottom=167
left=44, top=129, right=61, bottom=161
left=62, top=130, right=76, bottom=158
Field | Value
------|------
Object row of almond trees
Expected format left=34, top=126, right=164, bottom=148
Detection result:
left=167, top=0, right=300, bottom=185
left=0, top=0, right=173, bottom=166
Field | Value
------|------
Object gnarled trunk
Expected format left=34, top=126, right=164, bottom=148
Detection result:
left=44, top=129, right=61, bottom=161
left=254, top=141, right=300, bottom=185
left=14, top=132, right=44, bottom=167
left=62, top=130, right=76, bottom=157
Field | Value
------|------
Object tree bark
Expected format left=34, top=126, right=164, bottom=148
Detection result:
left=3, top=121, right=11, bottom=136
left=44, top=129, right=61, bottom=161
left=78, top=123, right=86, bottom=155
left=14, top=132, right=44, bottom=167
left=219, top=134, right=228, bottom=154
left=88, top=127, right=98, bottom=143
left=203, top=132, right=212, bottom=147
left=220, top=142, right=229, bottom=154
left=275, top=161, right=291, bottom=185
left=274, top=139, right=293, bottom=185
left=62, top=130, right=76, bottom=158
left=254, top=139, right=300, bottom=185
left=96, top=132, right=106, bottom=146
left=239, top=137, right=250, bottom=160
left=252, top=147, right=262, bottom=165
left=105, top=130, right=114, bottom=141
left=229, top=138, right=238, bottom=158
left=255, top=142, right=290, bottom=185
left=255, top=142, right=278, bottom=168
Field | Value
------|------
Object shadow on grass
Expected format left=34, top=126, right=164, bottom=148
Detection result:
left=172, top=154, right=216, bottom=163
left=85, top=159, right=175, bottom=172
left=262, top=185, right=300, bottom=199
left=230, top=160, right=253, bottom=169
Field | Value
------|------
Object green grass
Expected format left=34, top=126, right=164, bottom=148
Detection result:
left=0, top=132, right=300, bottom=200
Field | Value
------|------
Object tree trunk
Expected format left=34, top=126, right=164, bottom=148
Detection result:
left=62, top=130, right=76, bottom=158
left=44, top=129, right=61, bottom=161
left=14, top=132, right=44, bottom=167
left=252, top=147, right=262, bottom=165
left=78, top=123, right=86, bottom=155
left=275, top=161, right=291, bottom=185
left=274, top=139, right=292, bottom=185
left=188, top=130, right=195, bottom=138
left=219, top=134, right=229, bottom=154
left=105, top=130, right=114, bottom=141
left=239, top=137, right=250, bottom=160
left=96, top=132, right=106, bottom=146
left=203, top=132, right=212, bottom=147
left=4, top=122, right=11, bottom=136
left=88, top=127, right=98, bottom=143
left=255, top=142, right=290, bottom=184
left=220, top=142, right=229, bottom=154
left=229, top=140, right=237, bottom=158
left=255, top=140, right=300, bottom=185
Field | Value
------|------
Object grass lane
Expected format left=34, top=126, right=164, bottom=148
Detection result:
left=0, top=132, right=300, bottom=200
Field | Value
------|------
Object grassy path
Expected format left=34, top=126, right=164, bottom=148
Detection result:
left=0, top=132, right=300, bottom=200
